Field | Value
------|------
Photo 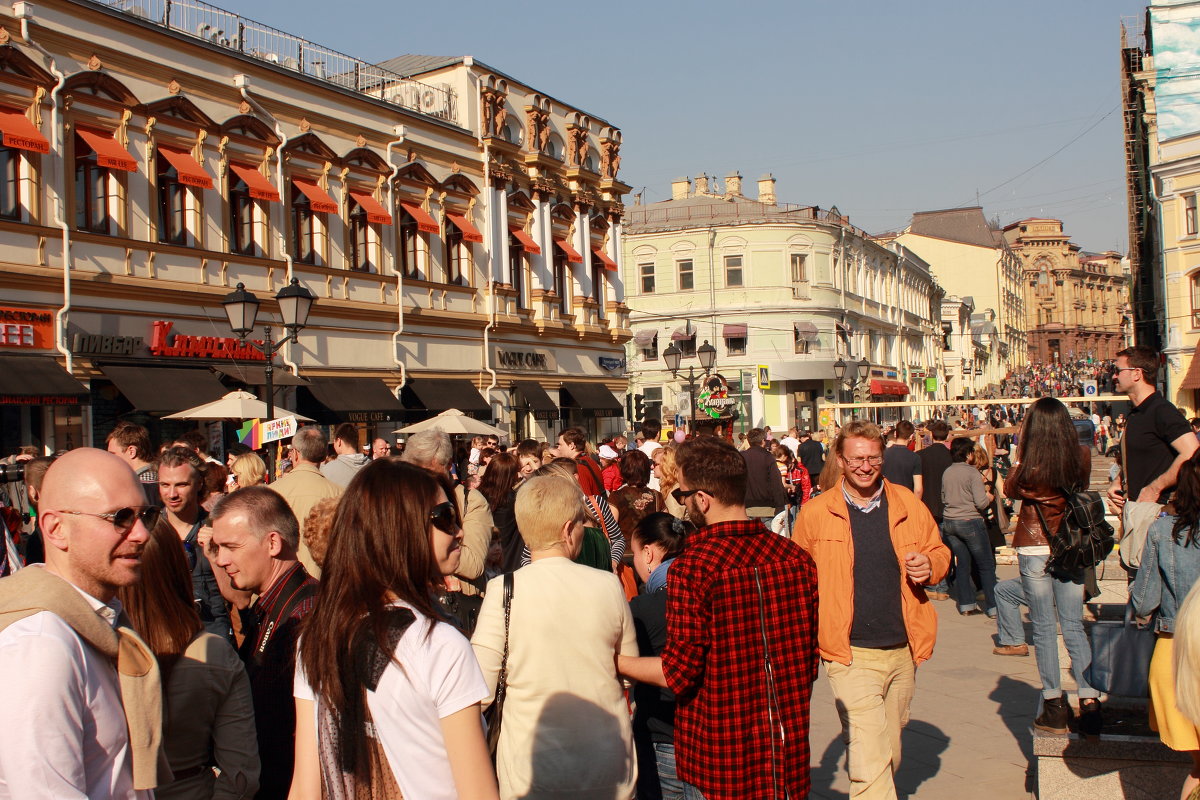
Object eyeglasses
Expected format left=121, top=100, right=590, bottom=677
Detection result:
left=429, top=501, right=459, bottom=535
left=671, top=488, right=704, bottom=504
left=56, top=506, right=161, bottom=533
left=1115, top=367, right=1141, bottom=374
left=842, top=455, right=884, bottom=468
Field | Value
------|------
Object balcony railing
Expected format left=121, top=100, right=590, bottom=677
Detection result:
left=90, top=0, right=458, bottom=124
left=625, top=202, right=871, bottom=238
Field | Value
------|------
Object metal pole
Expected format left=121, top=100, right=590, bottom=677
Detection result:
left=263, top=325, right=275, bottom=482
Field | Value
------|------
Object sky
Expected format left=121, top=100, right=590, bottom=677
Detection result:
left=227, top=0, right=1143, bottom=253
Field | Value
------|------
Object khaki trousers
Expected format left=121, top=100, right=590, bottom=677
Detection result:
left=825, top=645, right=916, bottom=800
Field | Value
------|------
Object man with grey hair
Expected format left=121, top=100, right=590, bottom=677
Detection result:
left=401, top=429, right=494, bottom=600
left=210, top=486, right=316, bottom=800
left=267, top=426, right=342, bottom=577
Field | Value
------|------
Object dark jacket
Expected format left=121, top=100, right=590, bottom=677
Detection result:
left=918, top=443, right=953, bottom=521
left=742, top=445, right=788, bottom=512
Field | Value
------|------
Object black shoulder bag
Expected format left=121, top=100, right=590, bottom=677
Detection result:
left=1033, top=489, right=1115, bottom=576
left=484, top=572, right=513, bottom=761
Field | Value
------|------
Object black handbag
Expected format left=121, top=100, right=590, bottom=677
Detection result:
left=437, top=590, right=484, bottom=637
left=1033, top=489, right=1115, bottom=575
left=484, top=572, right=513, bottom=761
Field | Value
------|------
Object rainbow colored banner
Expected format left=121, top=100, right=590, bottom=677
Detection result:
left=237, top=416, right=299, bottom=449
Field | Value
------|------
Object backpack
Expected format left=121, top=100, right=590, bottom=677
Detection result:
left=1034, top=490, right=1115, bottom=575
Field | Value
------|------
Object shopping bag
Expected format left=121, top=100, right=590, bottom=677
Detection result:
left=1085, top=606, right=1155, bottom=697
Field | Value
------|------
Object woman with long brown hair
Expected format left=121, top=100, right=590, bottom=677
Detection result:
left=291, top=459, right=497, bottom=800
left=118, top=518, right=259, bottom=800
left=478, top=451, right=525, bottom=573
left=994, top=397, right=1099, bottom=736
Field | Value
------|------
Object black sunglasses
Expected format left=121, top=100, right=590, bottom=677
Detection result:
left=671, top=488, right=703, bottom=504
left=430, top=501, right=459, bottom=535
left=58, top=506, right=161, bottom=533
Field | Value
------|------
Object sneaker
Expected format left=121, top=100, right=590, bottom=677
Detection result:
left=1034, top=696, right=1071, bottom=734
left=1078, top=698, right=1103, bottom=738
left=993, top=644, right=1030, bottom=656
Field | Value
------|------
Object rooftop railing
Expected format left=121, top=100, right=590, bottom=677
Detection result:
left=90, top=0, right=458, bottom=124
left=626, top=201, right=871, bottom=238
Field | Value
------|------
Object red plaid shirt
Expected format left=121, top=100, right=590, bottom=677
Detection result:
left=663, top=518, right=819, bottom=800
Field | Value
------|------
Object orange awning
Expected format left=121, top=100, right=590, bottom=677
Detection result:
left=349, top=190, right=392, bottom=225
left=0, top=108, right=48, bottom=154
left=157, top=146, right=213, bottom=189
left=446, top=212, right=483, bottom=243
left=509, top=226, right=541, bottom=254
left=291, top=178, right=338, bottom=214
left=592, top=247, right=618, bottom=271
left=229, top=163, right=280, bottom=202
left=76, top=128, right=136, bottom=171
left=400, top=201, right=440, bottom=234
left=555, top=238, right=583, bottom=264
left=1179, top=342, right=1200, bottom=390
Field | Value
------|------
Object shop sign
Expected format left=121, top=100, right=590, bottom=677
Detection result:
left=697, top=374, right=737, bottom=419
left=496, top=347, right=556, bottom=372
left=0, top=394, right=80, bottom=405
left=347, top=411, right=396, bottom=423
left=0, top=307, right=55, bottom=350
left=598, top=356, right=625, bottom=371
left=73, top=334, right=145, bottom=356
left=149, top=321, right=265, bottom=361
left=925, top=377, right=938, bottom=392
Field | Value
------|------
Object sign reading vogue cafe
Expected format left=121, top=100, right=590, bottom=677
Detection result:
left=495, top=347, right=557, bottom=372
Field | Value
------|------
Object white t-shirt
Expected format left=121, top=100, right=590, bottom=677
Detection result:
left=779, top=435, right=800, bottom=457
left=295, top=605, right=489, bottom=800
left=638, top=440, right=662, bottom=458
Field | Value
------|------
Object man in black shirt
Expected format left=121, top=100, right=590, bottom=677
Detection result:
left=882, top=420, right=923, bottom=498
left=918, top=420, right=954, bottom=600
left=797, top=430, right=826, bottom=489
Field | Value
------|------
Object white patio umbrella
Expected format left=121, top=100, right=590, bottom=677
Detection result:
left=395, top=408, right=505, bottom=437
left=164, top=390, right=313, bottom=422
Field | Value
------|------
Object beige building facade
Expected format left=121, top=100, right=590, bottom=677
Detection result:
left=0, top=0, right=631, bottom=453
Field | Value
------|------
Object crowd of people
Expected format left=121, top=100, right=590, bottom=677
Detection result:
left=1000, top=357, right=1117, bottom=398
left=8, top=344, right=1200, bottom=799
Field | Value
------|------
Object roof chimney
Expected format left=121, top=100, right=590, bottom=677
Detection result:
left=757, top=173, right=776, bottom=205
left=694, top=172, right=710, bottom=196
left=671, top=177, right=690, bottom=200
left=725, top=171, right=743, bottom=198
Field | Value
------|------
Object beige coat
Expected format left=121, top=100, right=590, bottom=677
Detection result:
left=267, top=463, right=342, bottom=577
left=472, top=558, right=637, bottom=800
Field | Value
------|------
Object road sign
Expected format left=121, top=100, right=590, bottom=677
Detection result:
left=1082, top=380, right=1098, bottom=397
left=757, top=365, right=770, bottom=389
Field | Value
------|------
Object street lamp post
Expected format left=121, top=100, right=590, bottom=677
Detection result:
left=662, top=338, right=717, bottom=435
left=222, top=278, right=316, bottom=480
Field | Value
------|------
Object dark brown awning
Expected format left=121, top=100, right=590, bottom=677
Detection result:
left=211, top=363, right=309, bottom=386
left=560, top=381, right=622, bottom=415
left=298, top=377, right=404, bottom=423
left=100, top=365, right=227, bottom=414
left=401, top=378, right=490, bottom=416
left=512, top=380, right=559, bottom=420
left=0, top=355, right=87, bottom=404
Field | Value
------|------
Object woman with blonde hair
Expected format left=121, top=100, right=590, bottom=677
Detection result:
left=655, top=445, right=686, bottom=518
left=1175, top=582, right=1200, bottom=800
left=230, top=452, right=267, bottom=488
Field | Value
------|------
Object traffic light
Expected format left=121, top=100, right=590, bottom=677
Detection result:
left=853, top=383, right=870, bottom=405
left=634, top=393, right=646, bottom=421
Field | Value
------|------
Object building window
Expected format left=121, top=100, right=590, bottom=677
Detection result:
left=724, top=254, right=743, bottom=287
left=726, top=335, right=747, bottom=356
left=641, top=333, right=658, bottom=361
left=1192, top=273, right=1200, bottom=328
left=348, top=202, right=372, bottom=272
left=399, top=208, right=423, bottom=279
left=156, top=152, right=189, bottom=245
left=74, top=137, right=111, bottom=233
left=591, top=258, right=605, bottom=310
left=290, top=184, right=317, bottom=264
left=228, top=174, right=259, bottom=256
left=677, top=335, right=696, bottom=358
left=0, top=146, right=20, bottom=221
left=794, top=330, right=810, bottom=355
left=509, top=233, right=527, bottom=309
left=678, top=258, right=694, bottom=290
left=444, top=224, right=467, bottom=285
left=1188, top=194, right=1198, bottom=236
left=790, top=253, right=807, bottom=283
left=640, top=261, right=655, bottom=293
left=554, top=246, right=570, bottom=315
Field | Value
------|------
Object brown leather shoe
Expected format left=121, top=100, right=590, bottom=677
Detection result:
left=928, top=591, right=950, bottom=601
left=993, top=644, right=1030, bottom=657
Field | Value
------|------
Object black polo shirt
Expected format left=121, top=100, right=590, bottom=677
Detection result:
left=1125, top=391, right=1193, bottom=503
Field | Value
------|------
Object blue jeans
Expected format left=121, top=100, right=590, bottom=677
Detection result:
left=941, top=517, right=997, bottom=614
left=654, top=743, right=685, bottom=800
left=681, top=782, right=707, bottom=800
left=997, top=553, right=1098, bottom=699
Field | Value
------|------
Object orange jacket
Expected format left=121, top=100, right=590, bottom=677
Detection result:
left=791, top=479, right=950, bottom=666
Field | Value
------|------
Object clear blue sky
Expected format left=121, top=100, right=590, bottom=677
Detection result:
left=233, top=0, right=1142, bottom=253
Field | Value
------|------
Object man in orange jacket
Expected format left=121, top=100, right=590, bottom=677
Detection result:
left=792, top=420, right=950, bottom=800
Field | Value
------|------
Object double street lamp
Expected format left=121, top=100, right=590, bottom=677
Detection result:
left=222, top=278, right=316, bottom=478
left=662, top=338, right=717, bottom=435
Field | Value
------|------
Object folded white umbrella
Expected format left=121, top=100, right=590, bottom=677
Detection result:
left=395, top=408, right=505, bottom=437
left=164, top=390, right=313, bottom=422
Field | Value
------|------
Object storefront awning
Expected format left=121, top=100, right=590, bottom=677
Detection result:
left=400, top=202, right=441, bottom=234
left=592, top=248, right=618, bottom=271
left=0, top=108, right=48, bottom=153
left=446, top=212, right=484, bottom=243
left=560, top=381, right=623, bottom=414
left=0, top=355, right=87, bottom=404
left=512, top=380, right=559, bottom=420
left=100, top=365, right=227, bottom=414
left=633, top=329, right=658, bottom=347
left=1180, top=343, right=1200, bottom=390
left=870, top=379, right=910, bottom=397
left=554, top=238, right=584, bottom=263
left=298, top=377, right=404, bottom=423
left=794, top=320, right=819, bottom=341
left=77, top=128, right=137, bottom=172
left=291, top=178, right=338, bottom=213
left=835, top=321, right=852, bottom=338
left=671, top=324, right=695, bottom=341
left=722, top=323, right=747, bottom=339
left=509, top=226, right=541, bottom=255
left=401, top=378, right=491, bottom=417
left=157, top=146, right=213, bottom=189
left=229, top=163, right=280, bottom=202
left=349, top=190, right=393, bottom=225
left=211, top=363, right=308, bottom=386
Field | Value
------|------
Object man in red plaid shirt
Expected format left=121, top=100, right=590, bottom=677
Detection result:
left=620, top=436, right=819, bottom=800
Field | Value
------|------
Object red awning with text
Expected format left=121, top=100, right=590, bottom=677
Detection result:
left=0, top=108, right=49, bottom=154
left=555, top=238, right=584, bottom=263
left=291, top=178, right=338, bottom=213
left=870, top=379, right=910, bottom=396
left=400, top=201, right=441, bottom=234
left=509, top=226, right=541, bottom=254
left=77, top=128, right=137, bottom=172
left=229, top=163, right=280, bottom=202
left=158, top=146, right=214, bottom=189
left=446, top=212, right=484, bottom=242
left=349, top=190, right=393, bottom=225
left=592, top=248, right=618, bottom=271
